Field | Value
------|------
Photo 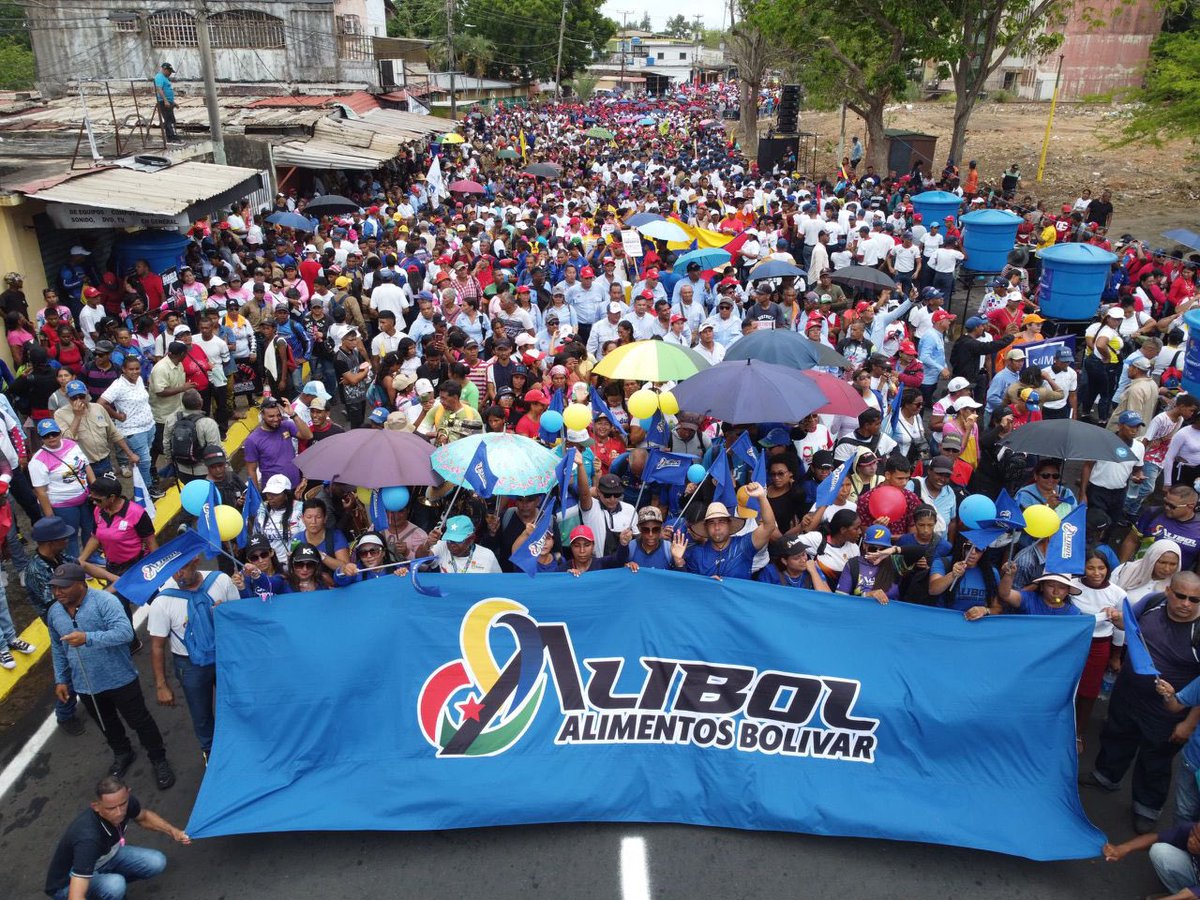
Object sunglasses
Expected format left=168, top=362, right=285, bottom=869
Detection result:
left=293, top=560, right=317, bottom=569
left=247, top=551, right=272, bottom=562
left=601, top=492, right=622, bottom=499
left=639, top=526, right=661, bottom=534
left=1175, top=592, right=1200, bottom=604
left=359, top=546, right=383, bottom=556
left=1037, top=472, right=1061, bottom=480
left=1165, top=501, right=1195, bottom=511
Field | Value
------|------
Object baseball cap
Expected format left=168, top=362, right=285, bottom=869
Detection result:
left=899, top=341, right=917, bottom=356
left=608, top=301, right=624, bottom=314
left=302, top=380, right=332, bottom=401
left=1118, top=410, right=1145, bottom=427
left=355, top=533, right=385, bottom=552
left=932, top=309, right=956, bottom=324
left=946, top=376, right=970, bottom=393
left=173, top=324, right=192, bottom=336
left=569, top=524, right=596, bottom=544
left=1019, top=388, right=1040, bottom=406
left=965, top=316, right=987, bottom=330
left=759, top=427, right=791, bottom=448
left=290, top=544, right=321, bottom=564
left=940, top=432, right=963, bottom=450
left=368, top=407, right=390, bottom=426
left=65, top=380, right=88, bottom=398
left=94, top=340, right=115, bottom=354
left=49, top=562, right=87, bottom=587
left=309, top=397, right=327, bottom=410
left=414, top=378, right=435, bottom=396
left=637, top=506, right=664, bottom=524
left=443, top=515, right=475, bottom=542
left=263, top=473, right=293, bottom=494
left=565, top=427, right=593, bottom=446
left=524, top=389, right=549, bottom=405
left=1056, top=347, right=1075, bottom=362
left=928, top=455, right=954, bottom=474
left=811, top=449, right=836, bottom=469
left=597, top=473, right=623, bottom=496
left=202, top=444, right=228, bottom=466
left=863, top=524, right=893, bottom=547
left=36, top=419, right=61, bottom=437
left=1006, top=348, right=1026, bottom=360
left=953, top=395, right=983, bottom=411
left=1105, top=307, right=1125, bottom=320
left=780, top=535, right=809, bottom=557
left=1130, top=355, right=1153, bottom=371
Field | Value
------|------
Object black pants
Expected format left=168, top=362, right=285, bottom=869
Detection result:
left=345, top=401, right=365, bottom=430
left=80, top=677, right=166, bottom=763
left=150, top=422, right=166, bottom=477
left=1089, top=484, right=1128, bottom=537
left=157, top=101, right=178, bottom=140
left=1094, top=682, right=1185, bottom=818
left=201, top=384, right=230, bottom=435
left=9, top=466, right=40, bottom=525
left=1041, top=405, right=1071, bottom=420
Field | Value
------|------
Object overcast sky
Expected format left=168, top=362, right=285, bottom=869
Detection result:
left=600, top=1, right=731, bottom=31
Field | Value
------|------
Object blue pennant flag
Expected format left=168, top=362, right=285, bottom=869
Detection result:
left=643, top=449, right=692, bottom=486
left=887, top=387, right=904, bottom=436
left=547, top=389, right=565, bottom=414
left=113, top=530, right=209, bottom=606
left=814, top=458, right=851, bottom=508
left=512, top=500, right=557, bottom=577
left=589, top=386, right=627, bottom=438
left=961, top=526, right=1009, bottom=550
left=195, top=481, right=223, bottom=556
left=1123, top=598, right=1161, bottom=676
left=744, top=448, right=769, bottom=514
left=462, top=442, right=498, bottom=499
left=993, top=489, right=1026, bottom=533
left=729, top=431, right=759, bottom=470
left=1046, top=504, right=1087, bottom=575
left=368, top=489, right=389, bottom=531
left=708, top=439, right=738, bottom=509
left=406, top=556, right=444, bottom=597
left=554, top=448, right=576, bottom=512
left=239, top=478, right=262, bottom=550
left=644, top=410, right=670, bottom=449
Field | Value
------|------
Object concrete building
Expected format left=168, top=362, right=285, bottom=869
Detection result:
left=589, top=31, right=729, bottom=93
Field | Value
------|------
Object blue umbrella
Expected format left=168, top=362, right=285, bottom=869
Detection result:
left=669, top=359, right=827, bottom=424
left=624, top=212, right=665, bottom=228
left=1163, top=228, right=1200, bottom=252
left=638, top=116, right=656, bottom=126
left=266, top=211, right=315, bottom=231
left=748, top=259, right=807, bottom=280
left=637, top=219, right=690, bottom=242
left=431, top=433, right=560, bottom=496
left=673, top=247, right=732, bottom=274
left=724, top=330, right=851, bottom=369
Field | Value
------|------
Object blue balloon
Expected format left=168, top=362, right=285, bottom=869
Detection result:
left=959, top=494, right=997, bottom=529
left=180, top=478, right=213, bottom=516
left=381, top=486, right=410, bottom=512
left=540, top=410, right=563, bottom=433
left=687, top=464, right=706, bottom=484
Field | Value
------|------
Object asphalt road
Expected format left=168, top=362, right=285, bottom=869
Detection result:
left=0, top=639, right=1175, bottom=900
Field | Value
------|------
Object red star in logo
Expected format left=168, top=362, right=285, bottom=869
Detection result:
left=457, top=695, right=484, bottom=722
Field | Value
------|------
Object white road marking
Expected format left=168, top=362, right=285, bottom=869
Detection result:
left=0, top=606, right=150, bottom=801
left=621, top=834, right=652, bottom=900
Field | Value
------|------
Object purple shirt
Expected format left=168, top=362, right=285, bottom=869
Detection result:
left=1137, top=507, right=1200, bottom=570
left=243, top=421, right=300, bottom=486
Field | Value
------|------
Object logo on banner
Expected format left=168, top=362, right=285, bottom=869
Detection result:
left=140, top=549, right=185, bottom=580
left=419, top=600, right=880, bottom=761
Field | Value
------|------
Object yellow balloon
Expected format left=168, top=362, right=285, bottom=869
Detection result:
left=562, top=403, right=591, bottom=432
left=659, top=390, right=679, bottom=416
left=215, top=505, right=243, bottom=542
left=627, top=388, right=659, bottom=420
left=1023, top=503, right=1061, bottom=539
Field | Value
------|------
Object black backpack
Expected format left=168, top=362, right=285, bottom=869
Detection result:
left=171, top=412, right=205, bottom=465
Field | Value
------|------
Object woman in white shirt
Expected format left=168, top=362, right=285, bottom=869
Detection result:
left=1071, top=550, right=1128, bottom=754
left=1112, top=538, right=1181, bottom=604
left=891, top=388, right=927, bottom=460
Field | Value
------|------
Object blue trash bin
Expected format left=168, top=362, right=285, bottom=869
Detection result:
left=1037, top=243, right=1118, bottom=320
left=961, top=209, right=1021, bottom=273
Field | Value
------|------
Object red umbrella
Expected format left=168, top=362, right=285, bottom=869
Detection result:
left=448, top=180, right=485, bottom=194
left=802, top=371, right=868, bottom=416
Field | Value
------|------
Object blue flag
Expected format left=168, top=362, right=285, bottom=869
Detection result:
left=547, top=389, right=565, bottom=414
left=961, top=526, right=1009, bottom=550
left=644, top=410, right=670, bottom=448
left=1123, top=598, right=1161, bottom=676
left=993, top=489, right=1026, bottom=533
left=113, top=530, right=209, bottom=606
left=463, top=442, right=498, bottom=499
left=708, top=440, right=737, bottom=509
left=887, top=387, right=903, bottom=436
left=195, top=480, right=223, bottom=556
left=744, top=449, right=769, bottom=514
left=729, top=431, right=759, bottom=470
left=511, top=500, right=556, bottom=577
left=589, top=386, right=627, bottom=438
left=643, top=449, right=692, bottom=486
left=1046, top=504, right=1087, bottom=575
left=554, top=448, right=576, bottom=512
left=368, top=489, right=389, bottom=531
left=814, top=458, right=851, bottom=508
left=239, top=478, right=263, bottom=550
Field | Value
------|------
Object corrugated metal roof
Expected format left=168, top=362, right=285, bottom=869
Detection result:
left=0, top=94, right=328, bottom=134
left=24, top=160, right=262, bottom=216
left=248, top=91, right=380, bottom=114
left=271, top=139, right=395, bottom=170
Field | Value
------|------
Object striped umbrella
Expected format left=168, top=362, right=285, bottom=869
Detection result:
left=591, top=340, right=710, bottom=382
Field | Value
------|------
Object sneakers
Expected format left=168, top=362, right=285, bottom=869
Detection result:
left=149, top=486, right=167, bottom=500
left=9, top=638, right=36, bottom=655
left=0, top=649, right=14, bottom=670
left=59, top=716, right=85, bottom=736
left=109, top=749, right=137, bottom=778
left=153, top=758, right=176, bottom=790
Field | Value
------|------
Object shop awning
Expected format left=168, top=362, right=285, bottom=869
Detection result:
left=24, top=160, right=265, bottom=229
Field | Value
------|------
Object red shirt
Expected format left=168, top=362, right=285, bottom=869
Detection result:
left=140, top=272, right=165, bottom=310
left=1010, top=406, right=1043, bottom=430
left=987, top=304, right=1025, bottom=336
left=181, top=344, right=211, bottom=391
left=592, top=436, right=626, bottom=475
left=515, top=414, right=541, bottom=439
left=299, top=259, right=322, bottom=294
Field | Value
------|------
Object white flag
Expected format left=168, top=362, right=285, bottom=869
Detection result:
left=131, top=466, right=156, bottom=522
left=408, top=96, right=429, bottom=116
left=426, top=154, right=448, bottom=202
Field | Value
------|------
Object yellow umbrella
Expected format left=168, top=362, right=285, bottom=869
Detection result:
left=441, top=133, right=465, bottom=144
left=591, top=340, right=710, bottom=382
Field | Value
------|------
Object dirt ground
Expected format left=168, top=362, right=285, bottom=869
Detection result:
left=792, top=100, right=1198, bottom=242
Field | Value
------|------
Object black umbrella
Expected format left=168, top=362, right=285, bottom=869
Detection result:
left=830, top=265, right=898, bottom=292
left=724, top=330, right=851, bottom=369
left=1001, top=419, right=1138, bottom=463
left=303, top=194, right=360, bottom=216
left=522, top=163, right=562, bottom=179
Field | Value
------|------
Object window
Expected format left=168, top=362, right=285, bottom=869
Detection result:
left=111, top=11, right=140, bottom=33
left=1002, top=70, right=1018, bottom=90
left=680, top=52, right=687, bottom=60
left=337, top=14, right=361, bottom=35
left=148, top=10, right=197, bottom=47
left=656, top=52, right=664, bottom=60
left=208, top=10, right=285, bottom=49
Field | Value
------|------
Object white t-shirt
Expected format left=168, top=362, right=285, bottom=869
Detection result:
left=570, top=500, right=637, bottom=553
left=195, top=334, right=230, bottom=387
left=920, top=232, right=944, bottom=259
left=431, top=541, right=501, bottom=574
left=797, top=530, right=859, bottom=581
left=29, top=440, right=90, bottom=506
left=1040, top=365, right=1078, bottom=411
left=371, top=331, right=405, bottom=359
left=78, top=305, right=105, bottom=350
left=370, top=283, right=409, bottom=319
left=100, top=376, right=155, bottom=437
left=147, top=572, right=240, bottom=656
left=1089, top=440, right=1145, bottom=489
left=890, top=244, right=921, bottom=273
left=930, top=248, right=965, bottom=274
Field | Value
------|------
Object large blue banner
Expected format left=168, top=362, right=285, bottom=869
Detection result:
left=186, top=571, right=1104, bottom=860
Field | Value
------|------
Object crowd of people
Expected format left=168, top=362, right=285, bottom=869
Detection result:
left=8, top=82, right=1200, bottom=898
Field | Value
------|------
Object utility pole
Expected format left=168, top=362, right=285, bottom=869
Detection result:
left=554, top=0, right=568, bottom=101
left=615, top=10, right=631, bottom=92
left=195, top=2, right=226, bottom=165
left=446, top=0, right=457, bottom=119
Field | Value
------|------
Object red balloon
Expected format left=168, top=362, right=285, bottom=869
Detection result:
left=867, top=485, right=907, bottom=522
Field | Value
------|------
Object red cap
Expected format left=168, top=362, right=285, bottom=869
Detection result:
left=719, top=276, right=739, bottom=288
left=932, top=309, right=956, bottom=324
left=516, top=284, right=530, bottom=294
left=218, top=221, right=231, bottom=229
left=524, top=389, right=549, bottom=404
left=580, top=266, right=595, bottom=278
left=83, top=286, right=101, bottom=298
left=855, top=301, right=872, bottom=313
left=436, top=255, right=452, bottom=264
left=804, top=316, right=823, bottom=330
left=406, top=264, right=420, bottom=273
left=645, top=267, right=659, bottom=278
left=368, top=205, right=380, bottom=214
left=639, top=289, right=656, bottom=301
left=944, top=215, right=955, bottom=222
left=913, top=213, right=923, bottom=222
left=899, top=340, right=917, bottom=355
left=499, top=258, right=516, bottom=267
left=569, top=524, right=596, bottom=544
left=602, top=256, right=615, bottom=264
left=670, top=314, right=685, bottom=324
left=1062, top=203, right=1072, bottom=213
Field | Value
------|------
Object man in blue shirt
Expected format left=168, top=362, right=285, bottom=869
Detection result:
left=46, top=563, right=176, bottom=789
left=619, top=506, right=676, bottom=570
left=986, top=346, right=1027, bottom=417
left=673, top=485, right=776, bottom=579
left=153, top=62, right=180, bottom=143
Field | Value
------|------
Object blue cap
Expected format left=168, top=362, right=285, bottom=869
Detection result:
left=758, top=427, right=791, bottom=448
left=302, top=381, right=331, bottom=401
left=1118, top=410, right=1145, bottom=427
left=1056, top=347, right=1074, bottom=361
left=920, top=287, right=943, bottom=300
left=368, top=406, right=389, bottom=425
left=863, top=524, right=893, bottom=546
left=965, top=316, right=987, bottom=329
left=36, top=418, right=61, bottom=436
left=443, top=515, right=474, bottom=542
left=65, top=379, right=88, bottom=398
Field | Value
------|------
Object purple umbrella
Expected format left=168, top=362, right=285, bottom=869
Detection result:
left=295, top=429, right=436, bottom=488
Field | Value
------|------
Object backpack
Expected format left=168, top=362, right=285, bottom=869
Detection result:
left=160, top=571, right=222, bottom=667
left=171, top=412, right=205, bottom=465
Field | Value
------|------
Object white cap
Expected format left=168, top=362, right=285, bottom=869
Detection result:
left=1105, top=306, right=1125, bottom=320
left=172, top=324, right=192, bottom=336
left=608, top=301, right=624, bottom=314
left=514, top=333, right=536, bottom=347
left=208, top=276, right=225, bottom=287
left=946, top=376, right=971, bottom=393
left=953, top=396, right=983, bottom=411
left=68, top=245, right=91, bottom=256
left=263, top=473, right=293, bottom=494
left=414, top=377, right=434, bottom=396
left=304, top=244, right=318, bottom=254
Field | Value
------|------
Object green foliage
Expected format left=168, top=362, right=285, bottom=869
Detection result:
left=991, top=89, right=1017, bottom=103
left=0, top=42, right=33, bottom=90
left=638, top=13, right=652, bottom=32
left=571, top=73, right=600, bottom=100
left=1113, top=26, right=1200, bottom=151
left=663, top=15, right=696, bottom=39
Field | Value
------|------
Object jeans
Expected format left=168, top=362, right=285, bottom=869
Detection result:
left=54, top=502, right=93, bottom=560
left=1088, top=484, right=1128, bottom=537
left=51, top=843, right=168, bottom=899
left=123, top=427, right=155, bottom=494
left=894, top=271, right=914, bottom=296
left=932, top=270, right=955, bottom=298
left=1093, top=679, right=1185, bottom=819
left=92, top=459, right=112, bottom=478
left=309, top=357, right=337, bottom=403
left=1149, top=842, right=1199, bottom=895
left=173, top=652, right=216, bottom=752
left=1177, top=756, right=1200, bottom=822
left=0, top=575, right=17, bottom=646
left=1126, top=460, right=1161, bottom=517
left=150, top=422, right=167, bottom=478
left=38, top=610, right=77, bottom=721
left=80, top=677, right=167, bottom=763
left=3, top=518, right=27, bottom=575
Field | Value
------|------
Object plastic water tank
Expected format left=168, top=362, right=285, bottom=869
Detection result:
left=910, top=190, right=962, bottom=228
left=960, top=209, right=1021, bottom=272
left=1184, top=308, right=1200, bottom=398
left=112, top=230, right=190, bottom=279
left=1036, top=243, right=1117, bottom=321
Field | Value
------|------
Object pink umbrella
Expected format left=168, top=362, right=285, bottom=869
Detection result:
left=448, top=180, right=485, bottom=194
left=802, top=371, right=869, bottom=417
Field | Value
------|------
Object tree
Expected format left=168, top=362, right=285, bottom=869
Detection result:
left=571, top=72, right=600, bottom=100
left=664, top=15, right=695, bottom=39
left=638, top=13, right=653, bottom=32
left=725, top=20, right=786, bottom=153
left=1111, top=25, right=1200, bottom=162
left=0, top=0, right=33, bottom=91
